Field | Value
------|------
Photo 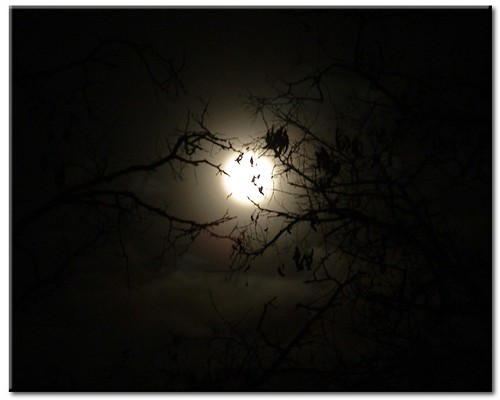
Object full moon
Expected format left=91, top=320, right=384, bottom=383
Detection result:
left=223, top=151, right=274, bottom=204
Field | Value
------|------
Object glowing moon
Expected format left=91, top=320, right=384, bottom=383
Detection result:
left=223, top=151, right=274, bottom=204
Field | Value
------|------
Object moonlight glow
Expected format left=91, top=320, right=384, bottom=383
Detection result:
left=224, top=151, right=274, bottom=204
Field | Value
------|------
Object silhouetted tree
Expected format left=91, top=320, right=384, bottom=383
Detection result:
left=12, top=34, right=237, bottom=308
left=201, top=10, right=491, bottom=391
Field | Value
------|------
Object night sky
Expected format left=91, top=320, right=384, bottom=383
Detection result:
left=11, top=8, right=492, bottom=392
